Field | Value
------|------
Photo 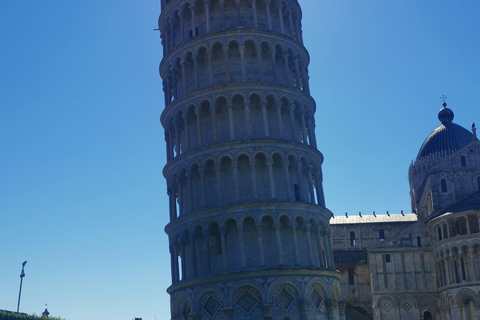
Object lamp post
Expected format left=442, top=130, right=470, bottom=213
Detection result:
left=16, top=261, right=27, bottom=313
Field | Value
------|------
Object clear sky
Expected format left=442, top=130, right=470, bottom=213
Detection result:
left=0, top=1, right=479, bottom=320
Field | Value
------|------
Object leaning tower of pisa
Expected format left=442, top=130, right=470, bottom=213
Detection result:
left=158, top=1, right=342, bottom=319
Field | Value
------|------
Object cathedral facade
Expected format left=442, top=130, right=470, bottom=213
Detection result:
left=331, top=104, right=480, bottom=320
left=158, top=0, right=342, bottom=319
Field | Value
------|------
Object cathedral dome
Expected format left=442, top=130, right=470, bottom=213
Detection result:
left=416, top=103, right=472, bottom=160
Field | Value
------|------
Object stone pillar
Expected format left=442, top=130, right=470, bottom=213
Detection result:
left=271, top=48, right=277, bottom=82
left=267, top=160, right=276, bottom=199
left=316, top=227, right=326, bottom=268
left=289, top=105, right=298, bottom=141
left=223, top=47, right=230, bottom=83
left=203, top=230, right=211, bottom=273
left=207, top=50, right=213, bottom=86
left=195, top=106, right=203, bottom=146
left=180, top=60, right=186, bottom=95
left=199, top=168, right=207, bottom=207
left=245, top=101, right=252, bottom=137
left=219, top=0, right=225, bottom=29
left=275, top=223, right=284, bottom=266
left=193, top=55, right=199, bottom=90
left=252, top=0, right=258, bottom=29
left=180, top=238, right=187, bottom=279
left=178, top=12, right=184, bottom=42
left=291, top=223, right=300, bottom=266
left=189, top=5, right=196, bottom=38
left=232, top=161, right=239, bottom=202
left=276, top=101, right=284, bottom=138
left=227, top=103, right=235, bottom=139
left=235, top=0, right=241, bottom=28
left=299, top=301, right=310, bottom=320
left=239, top=45, right=246, bottom=81
left=284, top=162, right=292, bottom=201
left=187, top=172, right=193, bottom=212
left=307, top=166, right=315, bottom=204
left=265, top=0, right=272, bottom=30
left=305, top=224, right=314, bottom=267
left=256, top=44, right=263, bottom=81
left=288, top=10, right=294, bottom=37
left=238, top=224, right=246, bottom=269
left=210, top=104, right=218, bottom=141
left=204, top=1, right=210, bottom=32
left=190, top=234, right=197, bottom=277
left=220, top=227, right=228, bottom=271
left=174, top=121, right=180, bottom=155
left=324, top=231, right=333, bottom=269
left=300, top=110, right=308, bottom=144
left=182, top=114, right=190, bottom=151
left=215, top=165, right=221, bottom=204
left=250, top=160, right=258, bottom=199
left=261, top=101, right=270, bottom=137
left=277, top=4, right=285, bottom=34
left=256, top=226, right=265, bottom=267
left=294, top=58, right=301, bottom=88
left=283, top=52, right=291, bottom=86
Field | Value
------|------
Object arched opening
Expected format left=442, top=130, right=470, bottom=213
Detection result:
left=417, top=236, right=422, bottom=247
left=461, top=155, right=467, bottom=167
left=379, top=228, right=385, bottom=241
left=441, top=178, right=447, bottom=193
left=350, top=231, right=356, bottom=247
left=423, top=311, right=432, bottom=320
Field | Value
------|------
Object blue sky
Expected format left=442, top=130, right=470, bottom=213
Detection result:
left=0, top=1, right=479, bottom=320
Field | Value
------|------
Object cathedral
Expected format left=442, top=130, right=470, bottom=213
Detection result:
left=156, top=1, right=480, bottom=320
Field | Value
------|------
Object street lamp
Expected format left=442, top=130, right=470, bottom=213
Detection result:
left=17, top=261, right=27, bottom=313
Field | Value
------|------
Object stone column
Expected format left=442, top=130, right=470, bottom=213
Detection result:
left=274, top=223, right=284, bottom=266
left=294, top=57, right=301, bottom=88
left=291, top=223, right=300, bottom=266
left=277, top=4, right=285, bottom=34
left=174, top=121, right=180, bottom=155
left=223, top=47, right=230, bottom=83
left=265, top=0, right=272, bottom=30
left=178, top=12, right=184, bottom=42
left=305, top=223, right=314, bottom=267
left=199, top=168, right=207, bottom=207
left=180, top=60, right=187, bottom=95
left=203, top=230, right=211, bottom=274
left=189, top=5, right=196, bottom=38
left=316, top=227, right=326, bottom=268
left=296, top=161, right=304, bottom=201
left=207, top=50, right=213, bottom=86
left=220, top=227, right=228, bottom=270
left=250, top=160, right=258, bottom=199
left=172, top=242, right=180, bottom=282
left=307, top=166, right=315, bottom=204
left=190, top=234, right=197, bottom=277
left=235, top=0, right=241, bottom=28
left=256, top=44, right=263, bottom=81
left=289, top=105, right=298, bottom=141
left=238, top=224, right=246, bottom=269
left=283, top=52, right=291, bottom=86
left=182, top=113, right=190, bottom=151
left=256, top=226, right=265, bottom=267
left=239, top=45, right=246, bottom=81
left=195, top=106, right=203, bottom=147
left=219, top=0, right=225, bottom=29
left=187, top=172, right=193, bottom=212
left=204, top=0, right=210, bottom=32
left=215, top=165, right=222, bottom=204
left=193, top=55, right=199, bottom=90
left=284, top=162, right=292, bottom=201
left=252, top=0, right=258, bottom=28
left=276, top=101, right=284, bottom=138
left=232, top=161, right=239, bottom=202
left=210, top=104, right=218, bottom=141
left=180, top=238, right=187, bottom=279
left=324, top=231, right=333, bottom=269
left=227, top=103, right=235, bottom=139
left=176, top=177, right=183, bottom=216
left=267, top=160, right=276, bottom=199
left=300, top=110, right=308, bottom=144
left=307, top=116, right=317, bottom=148
left=245, top=101, right=252, bottom=137
left=261, top=101, right=270, bottom=137
left=288, top=10, right=294, bottom=37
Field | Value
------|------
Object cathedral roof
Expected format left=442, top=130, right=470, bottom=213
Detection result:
left=416, top=103, right=472, bottom=160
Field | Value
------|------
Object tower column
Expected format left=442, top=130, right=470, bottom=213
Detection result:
left=207, top=50, right=213, bottom=86
left=232, top=161, right=240, bottom=202
left=203, top=230, right=211, bottom=274
left=294, top=57, right=301, bottom=88
left=193, top=55, right=199, bottom=90
left=276, top=101, right=284, bottom=138
left=210, top=104, right=218, bottom=142
left=256, top=226, right=265, bottom=267
left=195, top=106, right=203, bottom=147
left=283, top=162, right=292, bottom=201
left=180, top=238, right=186, bottom=279
left=300, top=110, right=308, bottom=144
left=227, top=103, right=235, bottom=139
left=288, top=10, right=294, bottom=38
left=305, top=224, right=314, bottom=267
left=289, top=105, right=299, bottom=141
left=250, top=160, right=258, bottom=199
left=219, top=0, right=225, bottom=29
left=190, top=5, right=196, bottom=38
left=190, top=235, right=197, bottom=277
left=238, top=224, right=246, bottom=269
left=307, top=116, right=317, bottom=148
left=252, top=0, right=258, bottom=28
left=180, top=61, right=186, bottom=95
left=239, top=45, right=246, bottom=81
left=271, top=49, right=277, bottom=82
left=324, top=231, right=333, bottom=269
left=199, top=168, right=207, bottom=207
left=220, top=227, right=228, bottom=271
left=265, top=0, right=272, bottom=30
left=215, top=165, right=221, bottom=204
left=223, top=47, right=230, bottom=83
left=178, top=12, right=184, bottom=42
left=277, top=4, right=285, bottom=34
left=261, top=101, right=270, bottom=137
left=317, top=227, right=326, bottom=268
left=187, top=172, right=193, bottom=212
left=256, top=44, right=263, bottom=81
left=204, top=1, right=210, bottom=32
left=235, top=0, right=241, bottom=28
left=274, top=223, right=284, bottom=266
left=267, top=160, right=276, bottom=199
left=182, top=114, right=190, bottom=151
left=245, top=101, right=252, bottom=137
left=291, top=223, right=300, bottom=266
left=283, top=52, right=291, bottom=86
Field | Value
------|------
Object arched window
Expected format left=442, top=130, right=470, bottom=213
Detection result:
left=417, top=236, right=422, bottom=247
left=441, top=179, right=447, bottom=193
left=348, top=269, right=355, bottom=285
left=379, top=228, right=385, bottom=241
left=461, top=156, right=467, bottom=167
left=423, top=311, right=432, bottom=320
left=350, top=231, right=356, bottom=247
left=477, top=177, right=480, bottom=190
